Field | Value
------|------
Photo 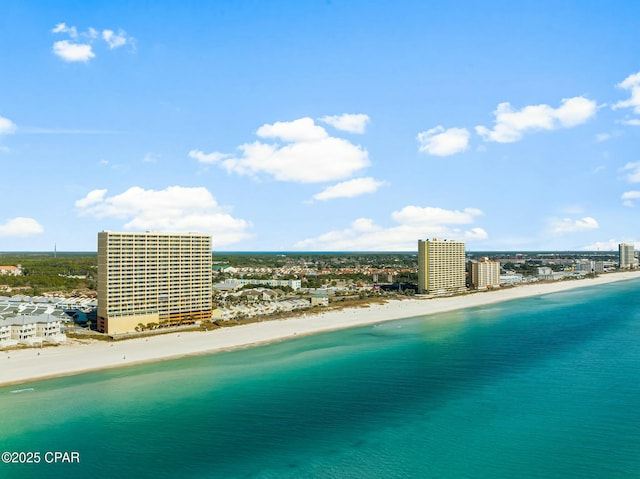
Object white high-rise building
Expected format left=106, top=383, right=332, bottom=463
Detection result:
left=97, top=231, right=212, bottom=335
left=618, top=243, right=637, bottom=269
left=469, top=257, right=500, bottom=290
left=418, top=239, right=466, bottom=295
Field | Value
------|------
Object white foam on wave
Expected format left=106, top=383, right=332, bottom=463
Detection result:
left=10, top=387, right=35, bottom=394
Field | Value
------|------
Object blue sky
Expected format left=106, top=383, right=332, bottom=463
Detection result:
left=1, top=0, right=640, bottom=252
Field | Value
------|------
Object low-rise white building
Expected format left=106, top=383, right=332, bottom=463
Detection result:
left=536, top=266, right=553, bottom=278
left=9, top=318, right=37, bottom=342
left=0, top=322, right=12, bottom=342
left=238, top=289, right=281, bottom=302
left=310, top=293, right=329, bottom=306
left=217, top=278, right=302, bottom=291
left=34, top=316, right=63, bottom=338
left=1, top=314, right=66, bottom=346
left=500, top=274, right=523, bottom=285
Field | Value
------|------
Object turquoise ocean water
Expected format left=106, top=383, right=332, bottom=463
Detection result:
left=1, top=279, right=640, bottom=478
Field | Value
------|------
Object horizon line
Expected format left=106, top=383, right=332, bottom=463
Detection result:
left=0, top=249, right=621, bottom=255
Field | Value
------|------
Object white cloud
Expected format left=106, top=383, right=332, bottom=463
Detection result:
left=613, top=71, right=640, bottom=114
left=318, top=114, right=370, bottom=134
left=476, top=96, right=597, bottom=143
left=256, top=117, right=328, bottom=142
left=313, top=177, right=386, bottom=201
left=622, top=190, right=640, bottom=207
left=619, top=118, right=640, bottom=126
left=0, top=115, right=17, bottom=135
left=294, top=205, right=487, bottom=251
left=553, top=97, right=598, bottom=127
left=75, top=189, right=107, bottom=208
left=52, top=23, right=134, bottom=62
left=102, top=29, right=129, bottom=49
left=417, top=126, right=470, bottom=156
left=52, top=23, right=67, bottom=33
left=0, top=217, right=44, bottom=237
left=391, top=206, right=483, bottom=225
left=595, top=131, right=623, bottom=142
left=581, top=239, right=640, bottom=251
left=621, top=162, right=640, bottom=183
left=548, top=216, right=599, bottom=235
left=143, top=153, right=159, bottom=163
left=191, top=117, right=370, bottom=183
left=51, top=22, right=77, bottom=38
left=52, top=40, right=95, bottom=62
left=75, top=186, right=252, bottom=246
left=189, top=150, right=229, bottom=164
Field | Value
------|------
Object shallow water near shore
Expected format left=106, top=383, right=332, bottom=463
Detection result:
left=1, top=279, right=640, bottom=478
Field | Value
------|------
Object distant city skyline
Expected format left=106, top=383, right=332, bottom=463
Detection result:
left=1, top=1, right=640, bottom=252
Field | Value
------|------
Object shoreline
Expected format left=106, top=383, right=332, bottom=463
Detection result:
left=2, top=271, right=639, bottom=388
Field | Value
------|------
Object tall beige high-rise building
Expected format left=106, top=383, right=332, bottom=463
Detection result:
left=618, top=243, right=637, bottom=269
left=418, top=239, right=466, bottom=295
left=468, top=257, right=500, bottom=290
left=97, top=231, right=212, bottom=335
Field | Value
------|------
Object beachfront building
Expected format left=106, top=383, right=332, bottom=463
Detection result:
left=0, top=315, right=65, bottom=346
left=97, top=231, right=213, bottom=335
left=418, top=239, right=466, bottom=295
left=468, top=257, right=500, bottom=290
left=576, top=259, right=594, bottom=273
left=0, top=322, right=11, bottom=344
left=500, top=273, right=523, bottom=285
left=7, top=316, right=38, bottom=345
left=34, top=315, right=63, bottom=339
left=618, top=243, right=637, bottom=269
left=575, top=259, right=606, bottom=274
left=216, top=278, right=302, bottom=291
left=536, top=266, right=554, bottom=280
left=310, top=293, right=329, bottom=307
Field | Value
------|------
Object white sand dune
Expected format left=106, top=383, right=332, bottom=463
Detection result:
left=2, top=271, right=639, bottom=387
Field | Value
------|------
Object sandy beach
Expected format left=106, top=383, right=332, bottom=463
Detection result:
left=2, top=271, right=639, bottom=387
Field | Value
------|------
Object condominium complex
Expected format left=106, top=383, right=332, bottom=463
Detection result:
left=468, top=257, right=500, bottom=290
left=217, top=278, right=302, bottom=291
left=575, top=259, right=606, bottom=274
left=418, top=238, right=466, bottom=295
left=97, top=231, right=212, bottom=335
left=618, top=243, right=637, bottom=269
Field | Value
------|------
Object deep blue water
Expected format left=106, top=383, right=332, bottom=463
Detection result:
left=1, top=279, right=639, bottom=478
